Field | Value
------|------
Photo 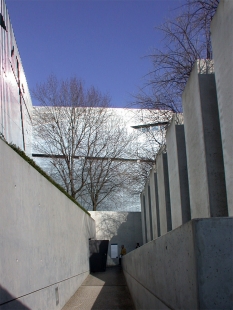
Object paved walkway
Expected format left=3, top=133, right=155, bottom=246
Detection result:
left=62, top=266, right=135, bottom=310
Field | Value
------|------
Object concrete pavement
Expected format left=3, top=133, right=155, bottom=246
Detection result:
left=62, top=266, right=135, bottom=310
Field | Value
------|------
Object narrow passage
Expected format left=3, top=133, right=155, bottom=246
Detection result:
left=62, top=266, right=135, bottom=310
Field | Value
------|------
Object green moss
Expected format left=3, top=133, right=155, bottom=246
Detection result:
left=4, top=140, right=90, bottom=216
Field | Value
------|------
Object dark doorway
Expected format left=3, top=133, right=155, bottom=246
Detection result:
left=89, top=240, right=109, bottom=272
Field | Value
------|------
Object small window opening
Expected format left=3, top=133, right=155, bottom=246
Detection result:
left=11, top=46, right=14, bottom=57
left=0, top=13, right=7, bottom=31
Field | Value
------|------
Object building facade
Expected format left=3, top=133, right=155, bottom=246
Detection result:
left=0, top=0, right=32, bottom=155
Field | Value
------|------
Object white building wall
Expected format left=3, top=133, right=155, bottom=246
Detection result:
left=89, top=211, right=143, bottom=266
left=0, top=0, right=32, bottom=155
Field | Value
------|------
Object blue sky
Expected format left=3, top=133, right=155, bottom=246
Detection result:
left=5, top=0, right=184, bottom=108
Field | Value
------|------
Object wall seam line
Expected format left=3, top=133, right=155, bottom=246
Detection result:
left=123, top=268, right=174, bottom=310
left=0, top=270, right=89, bottom=306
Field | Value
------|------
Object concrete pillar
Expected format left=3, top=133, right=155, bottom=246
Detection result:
left=156, top=151, right=172, bottom=236
left=144, top=182, right=152, bottom=242
left=149, top=167, right=159, bottom=239
left=154, top=172, right=161, bottom=238
left=148, top=184, right=154, bottom=240
left=211, top=0, right=233, bottom=216
left=182, top=60, right=228, bottom=219
left=166, top=114, right=191, bottom=229
left=140, top=192, right=147, bottom=244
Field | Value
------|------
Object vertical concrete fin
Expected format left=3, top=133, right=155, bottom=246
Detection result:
left=198, top=74, right=228, bottom=217
left=154, top=173, right=161, bottom=237
left=211, top=0, right=233, bottom=215
left=148, top=185, right=153, bottom=240
left=143, top=194, right=147, bottom=243
left=176, top=125, right=191, bottom=223
left=163, top=153, right=172, bottom=232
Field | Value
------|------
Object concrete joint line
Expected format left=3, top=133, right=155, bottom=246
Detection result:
left=0, top=271, right=88, bottom=306
left=123, top=269, right=174, bottom=310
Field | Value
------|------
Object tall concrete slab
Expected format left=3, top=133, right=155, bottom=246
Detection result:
left=154, top=172, right=161, bottom=238
left=140, top=192, right=147, bottom=244
left=149, top=167, right=159, bottom=239
left=148, top=184, right=154, bottom=240
left=166, top=114, right=191, bottom=229
left=144, top=181, right=152, bottom=242
left=211, top=0, right=233, bottom=216
left=156, top=151, right=172, bottom=236
left=182, top=60, right=228, bottom=219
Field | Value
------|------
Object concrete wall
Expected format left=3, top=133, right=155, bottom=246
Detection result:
left=154, top=172, right=161, bottom=238
left=156, top=152, right=172, bottom=236
left=89, top=211, right=142, bottom=266
left=149, top=168, right=159, bottom=239
left=166, top=114, right=190, bottom=229
left=144, top=182, right=152, bottom=242
left=123, top=217, right=233, bottom=310
left=0, top=138, right=96, bottom=310
left=182, top=60, right=228, bottom=219
left=140, top=192, right=147, bottom=244
left=211, top=0, right=233, bottom=215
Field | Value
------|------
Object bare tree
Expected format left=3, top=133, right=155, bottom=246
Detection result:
left=133, top=0, right=219, bottom=113
left=77, top=114, right=139, bottom=211
left=32, top=76, right=149, bottom=211
left=33, top=76, right=110, bottom=202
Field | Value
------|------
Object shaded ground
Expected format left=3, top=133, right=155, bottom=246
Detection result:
left=62, top=266, right=135, bottom=310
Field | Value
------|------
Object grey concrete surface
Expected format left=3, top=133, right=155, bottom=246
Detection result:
left=89, top=211, right=142, bottom=266
left=62, top=267, right=135, bottom=310
left=154, top=172, right=161, bottom=238
left=140, top=191, right=146, bottom=244
left=144, top=181, right=153, bottom=242
left=123, top=217, right=233, bottom=310
left=166, top=115, right=190, bottom=229
left=182, top=60, right=228, bottom=219
left=149, top=167, right=159, bottom=239
left=140, top=192, right=147, bottom=244
left=211, top=0, right=233, bottom=216
left=156, top=151, right=172, bottom=236
left=148, top=185, right=154, bottom=240
left=0, top=139, right=96, bottom=310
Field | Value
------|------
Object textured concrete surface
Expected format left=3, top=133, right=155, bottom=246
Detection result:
left=211, top=0, right=233, bottom=215
left=156, top=152, right=172, bottom=236
left=148, top=185, right=154, bottom=240
left=182, top=60, right=228, bottom=219
left=149, top=167, right=159, bottom=239
left=154, top=172, right=161, bottom=238
left=0, top=139, right=96, bottom=310
left=166, top=115, right=190, bottom=229
left=89, top=212, right=142, bottom=266
left=62, top=267, right=135, bottom=310
left=144, top=181, right=152, bottom=242
left=140, top=192, right=147, bottom=244
left=123, top=217, right=233, bottom=310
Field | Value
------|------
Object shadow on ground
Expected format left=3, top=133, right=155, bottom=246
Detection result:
left=62, top=266, right=135, bottom=310
left=0, top=285, right=30, bottom=310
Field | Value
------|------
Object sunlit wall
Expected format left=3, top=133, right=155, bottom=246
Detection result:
left=0, top=0, right=32, bottom=155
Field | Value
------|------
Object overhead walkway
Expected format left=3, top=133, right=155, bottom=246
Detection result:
left=62, top=266, right=135, bottom=310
